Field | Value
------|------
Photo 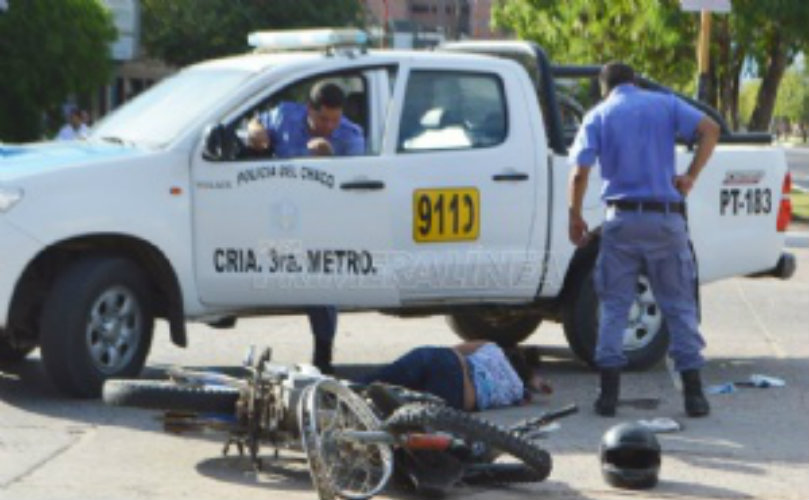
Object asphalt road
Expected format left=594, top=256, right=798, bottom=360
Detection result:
left=1, top=248, right=807, bottom=500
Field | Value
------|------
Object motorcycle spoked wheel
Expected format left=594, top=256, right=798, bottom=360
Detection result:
left=384, top=403, right=552, bottom=485
left=298, top=379, right=394, bottom=500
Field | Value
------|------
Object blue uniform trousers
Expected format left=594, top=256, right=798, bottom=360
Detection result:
left=360, top=346, right=465, bottom=410
left=595, top=209, right=705, bottom=371
left=307, top=306, right=337, bottom=370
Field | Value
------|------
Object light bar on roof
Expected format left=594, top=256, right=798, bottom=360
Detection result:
left=247, top=28, right=368, bottom=51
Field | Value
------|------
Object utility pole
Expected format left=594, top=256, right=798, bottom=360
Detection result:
left=696, top=9, right=712, bottom=103
left=382, top=0, right=389, bottom=48
left=680, top=0, right=731, bottom=104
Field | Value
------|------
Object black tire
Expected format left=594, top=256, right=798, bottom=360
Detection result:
left=39, top=257, right=155, bottom=398
left=447, top=309, right=542, bottom=346
left=463, top=463, right=544, bottom=485
left=562, top=266, right=669, bottom=371
left=0, top=335, right=34, bottom=364
left=384, top=404, right=552, bottom=483
left=103, top=379, right=240, bottom=413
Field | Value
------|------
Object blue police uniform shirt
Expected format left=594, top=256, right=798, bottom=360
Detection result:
left=259, top=102, right=364, bottom=158
left=569, top=84, right=704, bottom=202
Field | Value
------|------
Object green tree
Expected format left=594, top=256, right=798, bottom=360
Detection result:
left=725, top=0, right=809, bottom=131
left=772, top=68, right=809, bottom=141
left=0, top=0, right=115, bottom=142
left=141, top=0, right=364, bottom=67
left=493, top=0, right=809, bottom=132
left=738, top=78, right=760, bottom=127
left=492, top=0, right=696, bottom=90
left=773, top=69, right=808, bottom=123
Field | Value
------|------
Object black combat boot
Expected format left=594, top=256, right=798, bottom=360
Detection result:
left=313, top=340, right=334, bottom=375
left=594, top=368, right=620, bottom=417
left=681, top=369, right=710, bottom=417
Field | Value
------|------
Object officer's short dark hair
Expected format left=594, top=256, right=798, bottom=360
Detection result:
left=309, top=82, right=345, bottom=110
left=599, top=62, right=635, bottom=93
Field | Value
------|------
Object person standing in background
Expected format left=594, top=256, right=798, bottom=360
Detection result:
left=56, top=107, right=89, bottom=141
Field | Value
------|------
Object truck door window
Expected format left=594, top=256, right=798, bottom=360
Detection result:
left=228, top=72, right=374, bottom=160
left=397, top=71, right=507, bottom=152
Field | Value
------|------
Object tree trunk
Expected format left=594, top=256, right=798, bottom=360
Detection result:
left=716, top=17, right=732, bottom=124
left=749, top=31, right=789, bottom=131
left=728, top=46, right=745, bottom=131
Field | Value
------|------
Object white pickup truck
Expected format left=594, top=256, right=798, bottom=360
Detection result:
left=0, top=31, right=795, bottom=397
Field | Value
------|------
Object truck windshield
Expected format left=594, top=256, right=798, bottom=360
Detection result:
left=89, top=68, right=254, bottom=148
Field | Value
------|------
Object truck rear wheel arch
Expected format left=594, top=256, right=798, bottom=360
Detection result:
left=7, top=235, right=186, bottom=350
left=447, top=308, right=543, bottom=346
left=560, top=231, right=671, bottom=370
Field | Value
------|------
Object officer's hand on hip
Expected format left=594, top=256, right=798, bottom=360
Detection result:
left=569, top=211, right=590, bottom=247
left=673, top=174, right=696, bottom=197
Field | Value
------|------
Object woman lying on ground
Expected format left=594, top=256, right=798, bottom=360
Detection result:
left=359, top=341, right=550, bottom=411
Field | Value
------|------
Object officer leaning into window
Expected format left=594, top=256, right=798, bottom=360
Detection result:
left=567, top=62, right=720, bottom=418
left=247, top=81, right=365, bottom=374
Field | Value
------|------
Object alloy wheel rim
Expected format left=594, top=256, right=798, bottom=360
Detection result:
left=622, top=277, right=663, bottom=351
left=85, top=285, right=142, bottom=373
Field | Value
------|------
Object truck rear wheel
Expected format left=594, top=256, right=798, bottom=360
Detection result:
left=40, top=257, right=154, bottom=398
left=562, top=267, right=668, bottom=370
left=447, top=309, right=542, bottom=346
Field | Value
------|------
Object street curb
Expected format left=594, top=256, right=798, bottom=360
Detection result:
left=779, top=142, right=809, bottom=149
left=786, top=231, right=809, bottom=249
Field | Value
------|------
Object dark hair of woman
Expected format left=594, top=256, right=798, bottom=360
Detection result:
left=502, top=346, right=532, bottom=384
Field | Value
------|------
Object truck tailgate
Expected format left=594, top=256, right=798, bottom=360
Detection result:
left=683, top=145, right=788, bottom=283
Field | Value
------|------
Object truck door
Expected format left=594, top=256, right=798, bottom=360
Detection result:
left=191, top=68, right=399, bottom=308
left=386, top=64, right=543, bottom=302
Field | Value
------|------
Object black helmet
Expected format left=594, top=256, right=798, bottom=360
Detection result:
left=600, top=423, right=661, bottom=489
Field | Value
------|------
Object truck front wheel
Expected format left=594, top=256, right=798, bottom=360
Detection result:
left=447, top=309, right=542, bottom=346
left=0, top=335, right=34, bottom=364
left=562, top=267, right=668, bottom=370
left=39, top=257, right=154, bottom=398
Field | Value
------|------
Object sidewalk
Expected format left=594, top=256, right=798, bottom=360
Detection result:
left=776, top=139, right=809, bottom=149
left=787, top=231, right=809, bottom=248
left=787, top=219, right=809, bottom=248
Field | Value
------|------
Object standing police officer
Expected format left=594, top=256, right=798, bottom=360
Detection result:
left=567, top=62, right=720, bottom=418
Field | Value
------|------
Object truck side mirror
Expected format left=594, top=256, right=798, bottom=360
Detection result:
left=202, top=124, right=240, bottom=162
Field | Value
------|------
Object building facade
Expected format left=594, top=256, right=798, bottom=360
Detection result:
left=363, top=0, right=504, bottom=47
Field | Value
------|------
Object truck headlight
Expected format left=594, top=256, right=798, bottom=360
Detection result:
left=0, top=187, right=24, bottom=212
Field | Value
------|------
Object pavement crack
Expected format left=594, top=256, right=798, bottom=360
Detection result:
left=733, top=281, right=786, bottom=359
left=0, top=427, right=89, bottom=489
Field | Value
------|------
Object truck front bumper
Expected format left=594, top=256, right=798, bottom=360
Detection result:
left=0, top=218, right=43, bottom=328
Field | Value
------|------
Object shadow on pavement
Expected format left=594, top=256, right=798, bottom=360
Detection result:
left=194, top=453, right=596, bottom=500
left=195, top=455, right=313, bottom=493
left=657, top=479, right=755, bottom=498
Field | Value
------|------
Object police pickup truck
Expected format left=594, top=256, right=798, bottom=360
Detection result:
left=0, top=30, right=796, bottom=397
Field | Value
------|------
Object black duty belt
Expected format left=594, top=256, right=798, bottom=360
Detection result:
left=606, top=200, right=686, bottom=215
